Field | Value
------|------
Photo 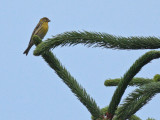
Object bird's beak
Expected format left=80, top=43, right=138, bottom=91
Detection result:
left=48, top=19, right=51, bottom=22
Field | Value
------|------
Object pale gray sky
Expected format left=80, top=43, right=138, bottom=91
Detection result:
left=1, top=0, right=160, bottom=119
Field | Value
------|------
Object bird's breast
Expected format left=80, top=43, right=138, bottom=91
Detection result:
left=42, top=23, right=48, bottom=31
left=38, top=22, right=49, bottom=39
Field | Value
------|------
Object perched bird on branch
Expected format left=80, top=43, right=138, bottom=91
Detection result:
left=23, top=17, right=50, bottom=55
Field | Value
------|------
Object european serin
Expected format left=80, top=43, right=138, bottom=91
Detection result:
left=23, top=17, right=50, bottom=55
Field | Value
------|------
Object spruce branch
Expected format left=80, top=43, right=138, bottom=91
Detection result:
left=146, top=118, right=156, bottom=120
left=92, top=106, right=142, bottom=120
left=116, top=82, right=160, bottom=119
left=107, top=51, right=160, bottom=119
left=129, top=115, right=142, bottom=120
left=153, top=74, right=160, bottom=82
left=33, top=35, right=101, bottom=119
left=33, top=31, right=160, bottom=56
left=104, top=77, right=153, bottom=87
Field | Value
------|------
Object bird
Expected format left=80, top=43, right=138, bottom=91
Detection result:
left=23, top=17, right=50, bottom=55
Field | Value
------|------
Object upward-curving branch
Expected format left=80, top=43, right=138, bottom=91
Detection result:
left=34, top=31, right=160, bottom=56
left=116, top=82, right=160, bottom=119
left=107, top=51, right=160, bottom=119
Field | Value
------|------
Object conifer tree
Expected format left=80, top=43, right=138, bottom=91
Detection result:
left=32, top=31, right=160, bottom=120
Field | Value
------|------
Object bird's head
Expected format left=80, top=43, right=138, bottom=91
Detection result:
left=40, top=17, right=51, bottom=23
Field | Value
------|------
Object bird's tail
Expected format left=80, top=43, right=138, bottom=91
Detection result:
left=23, top=45, right=32, bottom=56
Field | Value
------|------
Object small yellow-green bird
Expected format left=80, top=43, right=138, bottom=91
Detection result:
left=23, top=17, right=50, bottom=55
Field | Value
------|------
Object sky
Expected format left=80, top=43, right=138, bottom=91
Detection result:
left=1, top=0, right=160, bottom=120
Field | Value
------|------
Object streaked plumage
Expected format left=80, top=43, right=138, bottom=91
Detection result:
left=23, top=17, right=50, bottom=55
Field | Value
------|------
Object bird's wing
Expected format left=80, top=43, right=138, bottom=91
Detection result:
left=29, top=22, right=42, bottom=45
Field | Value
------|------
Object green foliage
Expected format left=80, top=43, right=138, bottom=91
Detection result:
left=33, top=31, right=160, bottom=56
left=33, top=36, right=101, bottom=119
left=116, top=82, right=160, bottom=119
left=104, top=77, right=153, bottom=87
left=153, top=74, right=160, bottom=82
left=129, top=115, right=142, bottom=120
left=33, top=35, right=42, bottom=45
left=32, top=31, right=160, bottom=119
left=91, top=106, right=141, bottom=120
left=107, top=51, right=160, bottom=117
left=91, top=106, right=109, bottom=120
left=146, top=118, right=156, bottom=120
